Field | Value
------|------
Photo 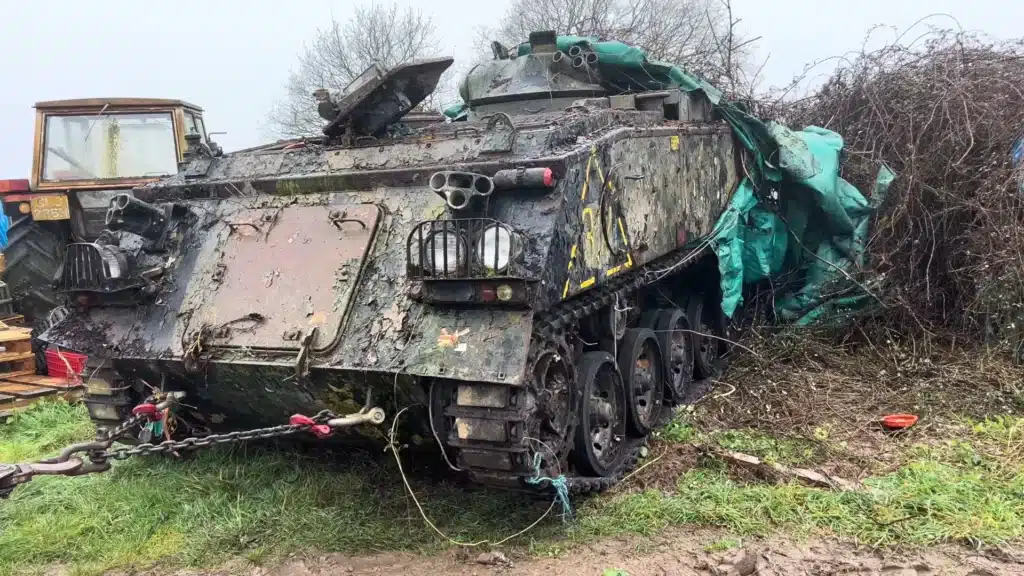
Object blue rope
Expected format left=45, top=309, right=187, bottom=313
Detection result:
left=525, top=452, right=572, bottom=521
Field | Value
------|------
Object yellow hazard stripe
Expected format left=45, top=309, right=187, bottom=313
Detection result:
left=581, top=153, right=593, bottom=201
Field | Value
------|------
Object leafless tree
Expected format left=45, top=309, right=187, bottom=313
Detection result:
left=267, top=3, right=454, bottom=138
left=477, top=0, right=761, bottom=91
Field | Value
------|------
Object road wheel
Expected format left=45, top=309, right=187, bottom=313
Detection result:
left=655, top=308, right=694, bottom=404
left=572, top=351, right=629, bottom=477
left=617, top=328, right=665, bottom=437
left=686, top=293, right=725, bottom=379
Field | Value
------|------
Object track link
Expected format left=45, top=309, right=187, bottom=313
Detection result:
left=443, top=247, right=708, bottom=494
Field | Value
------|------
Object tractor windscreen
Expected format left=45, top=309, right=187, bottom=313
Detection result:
left=41, top=112, right=178, bottom=182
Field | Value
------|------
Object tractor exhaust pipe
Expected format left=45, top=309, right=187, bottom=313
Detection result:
left=105, top=194, right=168, bottom=241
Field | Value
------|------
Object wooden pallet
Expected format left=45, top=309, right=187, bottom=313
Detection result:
left=0, top=375, right=85, bottom=417
left=0, top=324, right=85, bottom=417
left=0, top=314, right=24, bottom=327
left=0, top=325, right=34, bottom=375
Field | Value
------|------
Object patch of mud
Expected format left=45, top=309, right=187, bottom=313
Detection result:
left=155, top=531, right=1024, bottom=576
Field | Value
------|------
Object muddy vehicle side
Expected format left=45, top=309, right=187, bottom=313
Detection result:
left=40, top=32, right=741, bottom=492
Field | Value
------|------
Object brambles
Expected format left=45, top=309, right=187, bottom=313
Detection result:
left=778, top=27, right=1024, bottom=351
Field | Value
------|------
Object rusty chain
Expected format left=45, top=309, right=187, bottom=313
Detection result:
left=97, top=417, right=331, bottom=461
left=0, top=408, right=335, bottom=499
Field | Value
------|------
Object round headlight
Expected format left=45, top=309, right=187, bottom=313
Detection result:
left=477, top=224, right=518, bottom=272
left=424, top=231, right=467, bottom=275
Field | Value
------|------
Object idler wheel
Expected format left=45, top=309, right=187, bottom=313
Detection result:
left=617, top=328, right=665, bottom=437
left=533, top=347, right=573, bottom=440
left=572, top=351, right=629, bottom=477
left=654, top=308, right=695, bottom=404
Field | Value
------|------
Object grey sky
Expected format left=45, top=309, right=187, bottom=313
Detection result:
left=1, top=0, right=1020, bottom=179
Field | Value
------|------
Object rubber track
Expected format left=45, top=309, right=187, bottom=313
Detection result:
left=446, top=247, right=705, bottom=495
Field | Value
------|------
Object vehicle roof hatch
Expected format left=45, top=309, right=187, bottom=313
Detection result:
left=320, top=57, right=454, bottom=139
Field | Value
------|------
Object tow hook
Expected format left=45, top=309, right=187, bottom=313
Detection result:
left=327, top=407, right=386, bottom=428
left=289, top=407, right=386, bottom=439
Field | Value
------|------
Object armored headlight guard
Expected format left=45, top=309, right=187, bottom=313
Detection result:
left=406, top=218, right=528, bottom=279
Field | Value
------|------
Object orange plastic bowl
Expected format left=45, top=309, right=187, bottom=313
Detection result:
left=882, top=414, right=919, bottom=429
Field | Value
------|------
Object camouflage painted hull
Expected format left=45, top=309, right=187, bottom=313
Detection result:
left=42, top=93, right=740, bottom=488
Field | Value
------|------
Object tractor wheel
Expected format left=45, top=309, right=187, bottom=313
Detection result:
left=2, top=214, right=67, bottom=325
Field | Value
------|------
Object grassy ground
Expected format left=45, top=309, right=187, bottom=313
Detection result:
left=2, top=337, right=1023, bottom=575
left=578, top=413, right=1024, bottom=548
left=0, top=402, right=563, bottom=575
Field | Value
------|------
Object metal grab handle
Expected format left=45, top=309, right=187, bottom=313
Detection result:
left=331, top=217, right=367, bottom=230
left=453, top=127, right=480, bottom=138
left=225, top=221, right=261, bottom=233
left=484, top=112, right=514, bottom=132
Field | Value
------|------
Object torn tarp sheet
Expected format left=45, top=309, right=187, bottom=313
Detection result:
left=452, top=36, right=895, bottom=325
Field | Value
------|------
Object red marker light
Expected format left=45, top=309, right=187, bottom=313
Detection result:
left=480, top=285, right=496, bottom=301
left=542, top=168, right=555, bottom=187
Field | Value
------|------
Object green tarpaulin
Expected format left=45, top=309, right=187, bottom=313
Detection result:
left=446, top=36, right=895, bottom=325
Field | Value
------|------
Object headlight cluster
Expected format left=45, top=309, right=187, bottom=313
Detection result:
left=411, top=222, right=522, bottom=276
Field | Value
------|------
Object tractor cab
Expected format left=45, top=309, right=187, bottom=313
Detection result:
left=0, top=98, right=218, bottom=322
left=10, top=98, right=216, bottom=238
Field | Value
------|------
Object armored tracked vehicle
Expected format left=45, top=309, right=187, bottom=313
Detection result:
left=39, top=31, right=743, bottom=492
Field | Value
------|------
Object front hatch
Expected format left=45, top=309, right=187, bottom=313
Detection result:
left=199, top=203, right=380, bottom=353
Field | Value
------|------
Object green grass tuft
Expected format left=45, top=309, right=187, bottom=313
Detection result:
left=0, top=400, right=95, bottom=463
left=711, top=430, right=823, bottom=465
left=703, top=537, right=742, bottom=552
left=656, top=412, right=699, bottom=443
left=654, top=412, right=823, bottom=466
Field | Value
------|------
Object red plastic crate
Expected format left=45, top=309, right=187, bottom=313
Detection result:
left=45, top=348, right=88, bottom=380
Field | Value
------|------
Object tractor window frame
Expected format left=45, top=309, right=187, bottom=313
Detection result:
left=34, top=107, right=183, bottom=188
left=194, top=115, right=207, bottom=141
left=184, top=110, right=207, bottom=143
